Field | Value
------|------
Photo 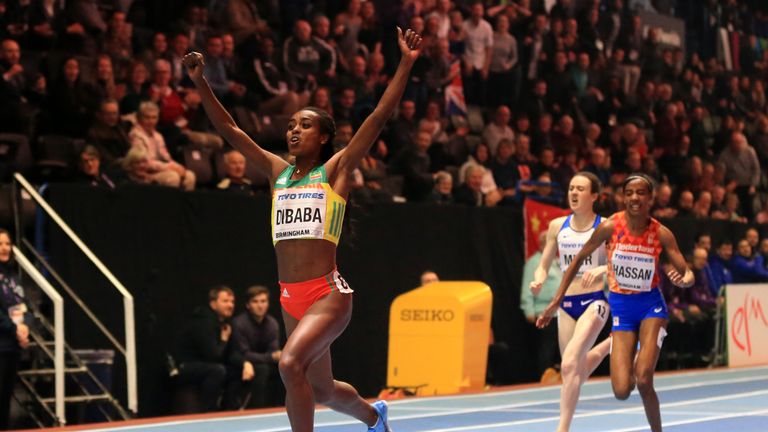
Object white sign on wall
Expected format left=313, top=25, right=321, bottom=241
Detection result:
left=726, top=284, right=768, bottom=367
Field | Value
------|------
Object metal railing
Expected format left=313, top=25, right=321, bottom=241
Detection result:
left=12, top=246, right=65, bottom=423
left=12, top=173, right=137, bottom=413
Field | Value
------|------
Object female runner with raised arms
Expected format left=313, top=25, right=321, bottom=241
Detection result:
left=530, top=172, right=611, bottom=432
left=184, top=27, right=423, bottom=432
left=538, top=174, right=694, bottom=432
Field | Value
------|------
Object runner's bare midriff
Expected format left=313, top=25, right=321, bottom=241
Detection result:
left=275, top=239, right=337, bottom=283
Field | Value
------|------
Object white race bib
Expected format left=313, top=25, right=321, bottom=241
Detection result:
left=272, top=188, right=327, bottom=241
left=610, top=250, right=656, bottom=292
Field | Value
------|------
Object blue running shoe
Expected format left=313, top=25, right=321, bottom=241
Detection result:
left=368, top=400, right=392, bottom=432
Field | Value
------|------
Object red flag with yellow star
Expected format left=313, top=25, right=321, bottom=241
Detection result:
left=524, top=198, right=569, bottom=259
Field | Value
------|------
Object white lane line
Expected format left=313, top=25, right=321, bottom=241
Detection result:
left=420, top=389, right=768, bottom=431
left=603, top=408, right=768, bottom=432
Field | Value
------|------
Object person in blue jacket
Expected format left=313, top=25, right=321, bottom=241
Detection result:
left=731, top=239, right=768, bottom=283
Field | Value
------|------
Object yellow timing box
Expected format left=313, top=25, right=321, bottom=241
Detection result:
left=387, top=282, right=493, bottom=396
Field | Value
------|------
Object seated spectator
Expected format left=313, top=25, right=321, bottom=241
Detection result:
left=174, top=286, right=253, bottom=413
left=44, top=57, right=99, bottom=137
left=459, top=142, right=498, bottom=195
left=168, top=33, right=191, bottom=87
left=745, top=228, right=760, bottom=256
left=283, top=20, right=336, bottom=91
left=520, top=171, right=562, bottom=206
left=77, top=146, right=115, bottom=189
left=695, top=232, right=713, bottom=253
left=755, top=199, right=768, bottom=225
left=718, top=192, right=748, bottom=223
left=139, top=32, right=170, bottom=70
left=150, top=59, right=224, bottom=151
left=551, top=115, right=584, bottom=158
left=250, top=37, right=303, bottom=116
left=0, top=39, right=45, bottom=134
left=708, top=240, right=734, bottom=295
left=718, top=131, right=761, bottom=219
left=731, top=239, right=768, bottom=283
left=94, top=54, right=120, bottom=102
left=0, top=229, right=31, bottom=430
left=692, top=191, right=712, bottom=219
left=390, top=130, right=435, bottom=202
left=651, top=183, right=677, bottom=219
left=87, top=99, right=132, bottom=169
left=120, top=61, right=151, bottom=114
left=128, top=102, right=196, bottom=190
left=231, top=286, right=281, bottom=409
left=489, top=139, right=520, bottom=204
left=121, top=147, right=153, bottom=185
left=385, top=100, right=418, bottom=159
left=676, top=189, right=694, bottom=217
left=309, top=86, right=333, bottom=117
left=203, top=34, right=248, bottom=105
left=420, top=271, right=440, bottom=286
left=583, top=147, right=610, bottom=187
left=454, top=164, right=502, bottom=207
left=428, top=171, right=454, bottom=204
left=217, top=150, right=260, bottom=195
left=760, top=239, right=768, bottom=269
left=482, top=105, right=515, bottom=156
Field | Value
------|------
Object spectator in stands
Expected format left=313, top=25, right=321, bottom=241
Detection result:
left=0, top=39, right=45, bottom=133
left=386, top=99, right=418, bottom=159
left=676, top=190, right=695, bottom=218
left=251, top=37, right=303, bottom=116
left=120, top=61, right=151, bottom=114
left=462, top=1, right=493, bottom=106
left=718, top=131, right=761, bottom=219
left=709, top=240, right=734, bottom=296
left=695, top=232, right=712, bottom=253
left=140, top=32, right=170, bottom=70
left=488, top=14, right=518, bottom=108
left=756, top=199, right=768, bottom=225
left=174, top=286, right=253, bottom=412
left=521, top=231, right=562, bottom=376
left=745, top=228, right=760, bottom=257
left=94, top=54, right=120, bottom=101
left=760, top=239, right=768, bottom=270
left=203, top=34, right=247, bottom=105
left=87, top=99, right=131, bottom=169
left=551, top=115, right=584, bottom=159
left=420, top=271, right=440, bottom=286
left=121, top=147, right=153, bottom=185
left=217, top=150, right=260, bottom=195
left=225, top=0, right=269, bottom=47
left=483, top=105, right=515, bottom=156
left=128, top=101, right=196, bottom=190
left=0, top=229, right=31, bottom=429
left=459, top=142, right=498, bottom=195
left=150, top=59, right=224, bottom=151
left=283, top=20, right=336, bottom=92
left=583, top=147, right=610, bottom=187
left=428, top=171, right=454, bottom=204
left=652, top=183, right=677, bottom=219
left=231, top=286, right=281, bottom=409
left=454, top=164, right=501, bottom=207
left=45, top=57, right=99, bottom=137
left=168, top=33, right=191, bottom=87
left=721, top=192, right=748, bottom=223
left=489, top=139, right=519, bottom=204
left=391, top=129, right=436, bottom=202
left=77, top=145, right=115, bottom=189
left=731, top=239, right=768, bottom=283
